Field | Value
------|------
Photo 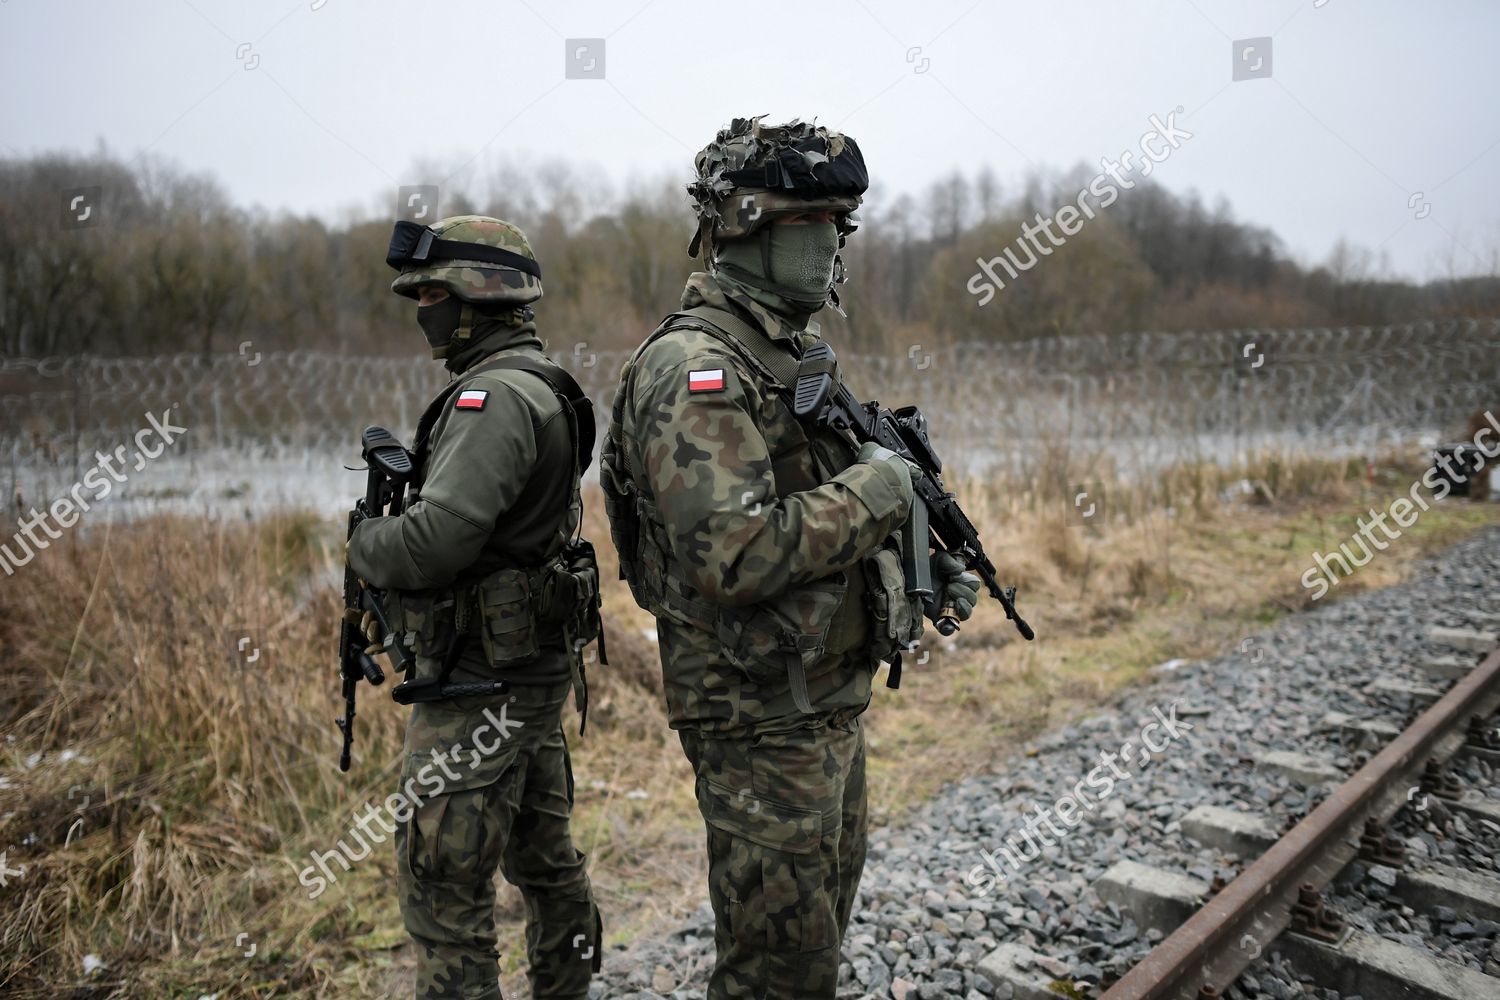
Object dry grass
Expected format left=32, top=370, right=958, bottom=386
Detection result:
left=1, top=452, right=1495, bottom=997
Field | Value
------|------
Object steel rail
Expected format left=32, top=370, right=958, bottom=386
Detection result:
left=1100, top=646, right=1500, bottom=1000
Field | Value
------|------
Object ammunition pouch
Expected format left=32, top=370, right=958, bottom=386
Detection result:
left=384, top=551, right=603, bottom=717
left=475, top=567, right=543, bottom=667
left=862, top=534, right=924, bottom=664
left=386, top=563, right=561, bottom=670
left=381, top=590, right=459, bottom=663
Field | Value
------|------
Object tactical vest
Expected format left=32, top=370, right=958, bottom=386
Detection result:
left=393, top=352, right=606, bottom=728
left=601, top=305, right=895, bottom=714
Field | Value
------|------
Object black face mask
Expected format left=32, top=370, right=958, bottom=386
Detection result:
left=416, top=296, right=465, bottom=359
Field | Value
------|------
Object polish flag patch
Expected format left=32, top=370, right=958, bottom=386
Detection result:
left=688, top=368, right=725, bottom=393
left=455, top=389, right=488, bottom=410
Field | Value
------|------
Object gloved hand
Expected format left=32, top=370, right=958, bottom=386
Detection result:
left=855, top=440, right=915, bottom=511
left=359, top=608, right=384, bottom=653
left=926, top=550, right=982, bottom=622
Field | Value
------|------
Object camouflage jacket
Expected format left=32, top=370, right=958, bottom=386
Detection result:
left=348, top=326, right=580, bottom=683
left=602, top=272, right=912, bottom=733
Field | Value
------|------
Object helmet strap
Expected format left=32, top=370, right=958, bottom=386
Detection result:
left=453, top=301, right=475, bottom=345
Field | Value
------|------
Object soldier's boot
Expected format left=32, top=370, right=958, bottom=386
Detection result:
left=500, top=724, right=600, bottom=998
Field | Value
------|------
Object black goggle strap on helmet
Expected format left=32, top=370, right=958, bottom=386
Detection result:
left=386, top=220, right=542, bottom=278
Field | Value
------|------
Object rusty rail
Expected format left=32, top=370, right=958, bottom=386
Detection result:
left=1100, top=646, right=1500, bottom=1000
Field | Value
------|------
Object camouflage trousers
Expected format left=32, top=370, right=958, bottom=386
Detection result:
left=679, top=711, right=868, bottom=999
left=396, top=677, right=600, bottom=1000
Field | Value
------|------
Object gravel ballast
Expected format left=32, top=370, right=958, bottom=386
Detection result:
left=589, top=525, right=1500, bottom=999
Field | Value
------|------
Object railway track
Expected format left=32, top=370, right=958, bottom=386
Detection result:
left=980, top=625, right=1500, bottom=1000
left=595, top=536, right=1500, bottom=999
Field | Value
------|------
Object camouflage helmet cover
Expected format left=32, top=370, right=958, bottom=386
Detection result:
left=686, top=117, right=868, bottom=259
left=390, top=214, right=543, bottom=306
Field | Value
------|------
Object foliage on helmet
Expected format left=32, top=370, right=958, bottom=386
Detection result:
left=686, top=117, right=869, bottom=259
left=391, top=215, right=543, bottom=305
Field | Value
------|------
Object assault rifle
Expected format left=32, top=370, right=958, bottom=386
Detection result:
left=793, top=342, right=1034, bottom=641
left=337, top=425, right=415, bottom=772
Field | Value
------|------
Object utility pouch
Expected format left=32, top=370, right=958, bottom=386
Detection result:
left=600, top=448, right=651, bottom=607
left=714, top=575, right=847, bottom=713
left=863, top=538, right=924, bottom=665
left=626, top=494, right=719, bottom=630
left=540, top=539, right=609, bottom=734
left=476, top=568, right=541, bottom=667
left=540, top=541, right=603, bottom=642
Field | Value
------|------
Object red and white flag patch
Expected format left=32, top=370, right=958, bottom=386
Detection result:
left=688, top=368, right=725, bottom=393
left=455, top=389, right=488, bottom=410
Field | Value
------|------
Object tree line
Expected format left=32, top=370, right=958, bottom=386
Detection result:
left=2, top=150, right=1497, bottom=359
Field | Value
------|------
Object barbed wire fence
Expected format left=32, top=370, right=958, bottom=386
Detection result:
left=2, top=318, right=1497, bottom=519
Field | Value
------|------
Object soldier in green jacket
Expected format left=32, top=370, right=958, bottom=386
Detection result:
left=599, top=120, right=981, bottom=997
left=348, top=215, right=602, bottom=1000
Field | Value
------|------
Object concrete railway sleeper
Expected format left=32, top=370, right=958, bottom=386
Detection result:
left=1051, top=633, right=1500, bottom=1000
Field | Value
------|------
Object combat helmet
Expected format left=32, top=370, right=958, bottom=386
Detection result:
left=686, top=117, right=869, bottom=267
left=388, top=214, right=543, bottom=306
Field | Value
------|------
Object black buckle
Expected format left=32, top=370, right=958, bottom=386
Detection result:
left=411, top=228, right=435, bottom=263
left=386, top=219, right=431, bottom=270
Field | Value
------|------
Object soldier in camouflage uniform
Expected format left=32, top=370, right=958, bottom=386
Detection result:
left=348, top=215, right=603, bottom=1000
left=599, top=120, right=981, bottom=997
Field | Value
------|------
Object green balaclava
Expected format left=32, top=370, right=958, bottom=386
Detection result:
left=416, top=296, right=466, bottom=358
left=415, top=296, right=538, bottom=372
left=715, top=220, right=840, bottom=323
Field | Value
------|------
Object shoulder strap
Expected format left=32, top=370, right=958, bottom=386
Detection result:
left=675, top=305, right=863, bottom=487
left=611, top=303, right=835, bottom=492
left=670, top=304, right=803, bottom=389
left=610, top=305, right=785, bottom=491
left=465, top=355, right=596, bottom=475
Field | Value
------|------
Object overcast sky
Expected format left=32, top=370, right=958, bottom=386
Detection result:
left=4, top=0, right=1497, bottom=282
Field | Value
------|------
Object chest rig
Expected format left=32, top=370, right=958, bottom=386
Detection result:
left=394, top=352, right=607, bottom=731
